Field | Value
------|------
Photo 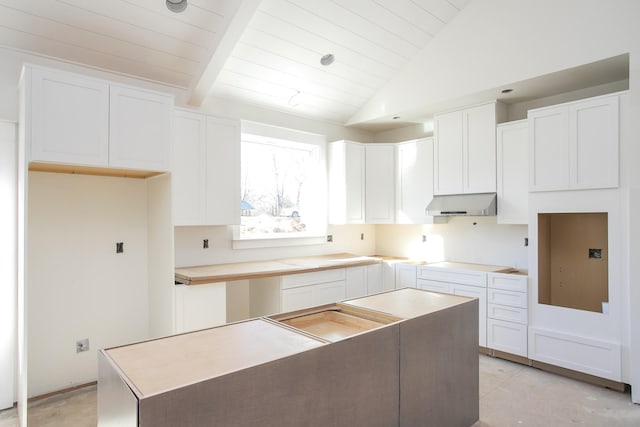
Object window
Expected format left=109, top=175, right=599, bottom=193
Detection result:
left=238, top=122, right=327, bottom=243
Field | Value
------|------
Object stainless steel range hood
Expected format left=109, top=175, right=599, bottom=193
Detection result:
left=426, top=193, right=497, bottom=217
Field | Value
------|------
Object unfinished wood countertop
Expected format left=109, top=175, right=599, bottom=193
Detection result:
left=420, top=261, right=514, bottom=273
left=344, top=288, right=473, bottom=319
left=105, top=319, right=325, bottom=397
left=175, top=253, right=382, bottom=285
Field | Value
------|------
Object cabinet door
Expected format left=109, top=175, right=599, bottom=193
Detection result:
left=346, top=266, right=367, bottom=299
left=570, top=96, right=619, bottom=189
left=397, top=138, right=434, bottom=224
left=29, top=67, right=109, bottom=166
left=329, top=141, right=365, bottom=224
left=174, top=283, right=226, bottom=334
left=281, top=286, right=314, bottom=312
left=205, top=116, right=240, bottom=225
left=172, top=110, right=207, bottom=225
left=396, top=264, right=417, bottom=288
left=497, top=121, right=528, bottom=224
left=528, top=106, right=570, bottom=191
left=464, top=103, right=497, bottom=193
left=345, top=142, right=366, bottom=223
left=434, top=110, right=463, bottom=195
left=109, top=85, right=172, bottom=171
left=417, top=279, right=451, bottom=293
left=380, top=262, right=396, bottom=291
left=365, top=144, right=395, bottom=223
left=312, top=281, right=346, bottom=306
left=450, top=283, right=487, bottom=347
left=366, top=264, right=383, bottom=294
left=487, top=318, right=527, bottom=357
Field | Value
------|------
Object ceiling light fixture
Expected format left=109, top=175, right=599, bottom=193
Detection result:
left=320, top=54, right=335, bottom=66
left=166, top=0, right=187, bottom=13
left=288, top=90, right=301, bottom=107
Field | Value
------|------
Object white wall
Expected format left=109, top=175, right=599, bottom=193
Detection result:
left=0, top=121, right=17, bottom=409
left=375, top=219, right=528, bottom=269
left=174, top=224, right=376, bottom=267
left=26, top=172, right=150, bottom=397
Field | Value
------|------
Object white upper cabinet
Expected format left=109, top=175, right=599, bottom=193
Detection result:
left=329, top=141, right=396, bottom=224
left=397, top=138, right=434, bottom=224
left=528, top=93, right=619, bottom=192
left=365, top=144, right=395, bottom=224
left=23, top=64, right=173, bottom=172
left=205, top=116, right=240, bottom=225
left=434, top=102, right=505, bottom=195
left=109, top=85, right=172, bottom=171
left=27, top=66, right=109, bottom=167
left=497, top=120, right=528, bottom=224
left=172, top=109, right=240, bottom=226
left=328, top=140, right=365, bottom=224
left=172, top=110, right=207, bottom=225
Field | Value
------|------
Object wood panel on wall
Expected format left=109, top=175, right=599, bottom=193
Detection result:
left=538, top=212, right=608, bottom=313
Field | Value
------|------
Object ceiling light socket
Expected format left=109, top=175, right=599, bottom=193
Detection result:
left=166, top=0, right=187, bottom=13
left=320, top=54, right=335, bottom=66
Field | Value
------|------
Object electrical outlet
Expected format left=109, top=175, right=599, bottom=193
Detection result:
left=327, top=235, right=333, bottom=242
left=422, top=235, right=427, bottom=243
left=524, top=237, right=529, bottom=247
left=116, top=242, right=124, bottom=253
left=203, top=239, right=209, bottom=249
left=76, top=338, right=89, bottom=353
left=360, top=233, right=364, bottom=240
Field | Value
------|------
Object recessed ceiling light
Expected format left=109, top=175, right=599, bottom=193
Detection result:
left=501, top=88, right=513, bottom=94
left=166, top=0, right=187, bottom=13
left=320, top=54, right=335, bottom=66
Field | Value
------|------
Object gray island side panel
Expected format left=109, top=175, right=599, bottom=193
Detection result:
left=138, top=324, right=400, bottom=427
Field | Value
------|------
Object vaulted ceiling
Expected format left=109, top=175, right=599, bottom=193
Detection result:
left=0, top=0, right=471, bottom=126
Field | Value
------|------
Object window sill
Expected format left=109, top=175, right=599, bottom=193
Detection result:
left=232, top=234, right=327, bottom=249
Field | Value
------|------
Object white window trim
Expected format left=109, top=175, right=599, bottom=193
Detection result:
left=235, top=121, right=328, bottom=248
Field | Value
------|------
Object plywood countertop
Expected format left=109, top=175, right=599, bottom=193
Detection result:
left=420, top=261, right=515, bottom=273
left=344, top=288, right=474, bottom=319
left=175, top=253, right=382, bottom=285
left=105, top=319, right=325, bottom=398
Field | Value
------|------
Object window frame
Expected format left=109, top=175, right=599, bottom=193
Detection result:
left=234, top=121, right=328, bottom=248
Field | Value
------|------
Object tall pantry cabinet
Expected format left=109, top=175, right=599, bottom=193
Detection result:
left=17, top=64, right=175, bottom=408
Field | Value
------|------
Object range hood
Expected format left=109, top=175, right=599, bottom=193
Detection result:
left=426, top=193, right=497, bottom=217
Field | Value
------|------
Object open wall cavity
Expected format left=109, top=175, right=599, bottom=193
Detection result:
left=538, top=213, right=608, bottom=313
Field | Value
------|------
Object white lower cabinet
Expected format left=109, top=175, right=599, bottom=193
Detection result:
left=345, top=266, right=368, bottom=299
left=487, top=273, right=528, bottom=357
left=252, top=265, right=387, bottom=315
left=280, top=269, right=346, bottom=312
left=281, top=281, right=345, bottom=312
left=417, top=279, right=450, bottom=293
left=396, top=263, right=417, bottom=288
left=487, top=319, right=528, bottom=357
left=175, top=283, right=227, bottom=334
left=417, top=265, right=488, bottom=347
left=450, top=283, right=487, bottom=347
left=366, top=264, right=383, bottom=294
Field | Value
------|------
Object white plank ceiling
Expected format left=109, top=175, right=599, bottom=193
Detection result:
left=0, top=0, right=471, bottom=125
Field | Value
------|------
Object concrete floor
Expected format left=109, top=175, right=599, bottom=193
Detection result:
left=1, top=355, right=640, bottom=426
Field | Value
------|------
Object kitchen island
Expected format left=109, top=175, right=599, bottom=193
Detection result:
left=98, top=288, right=479, bottom=426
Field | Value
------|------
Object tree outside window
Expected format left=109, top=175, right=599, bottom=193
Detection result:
left=240, top=133, right=325, bottom=238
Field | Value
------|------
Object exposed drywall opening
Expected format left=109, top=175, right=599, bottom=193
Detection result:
left=538, top=212, right=608, bottom=313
